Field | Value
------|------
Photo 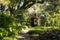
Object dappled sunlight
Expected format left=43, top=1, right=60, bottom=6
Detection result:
left=0, top=0, right=60, bottom=40
left=0, top=0, right=10, bottom=5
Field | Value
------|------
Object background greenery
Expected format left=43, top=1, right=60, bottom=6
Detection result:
left=0, top=0, right=60, bottom=40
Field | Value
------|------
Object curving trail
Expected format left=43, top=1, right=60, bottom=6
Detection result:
left=16, top=28, right=32, bottom=40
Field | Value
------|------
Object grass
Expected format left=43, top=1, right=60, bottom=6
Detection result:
left=32, top=26, right=60, bottom=30
left=28, top=26, right=60, bottom=34
left=3, top=37, right=15, bottom=40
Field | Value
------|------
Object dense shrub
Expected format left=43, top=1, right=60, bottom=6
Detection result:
left=0, top=12, right=17, bottom=39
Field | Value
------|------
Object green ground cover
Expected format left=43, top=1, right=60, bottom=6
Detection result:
left=28, top=26, right=60, bottom=40
left=28, top=26, right=60, bottom=34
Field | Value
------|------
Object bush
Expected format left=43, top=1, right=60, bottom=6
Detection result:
left=0, top=12, right=17, bottom=39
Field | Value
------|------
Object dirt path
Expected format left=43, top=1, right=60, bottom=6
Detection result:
left=16, top=28, right=32, bottom=40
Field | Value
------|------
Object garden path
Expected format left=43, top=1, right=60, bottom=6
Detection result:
left=16, top=28, right=32, bottom=40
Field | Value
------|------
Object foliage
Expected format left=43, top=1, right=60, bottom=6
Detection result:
left=36, top=0, right=60, bottom=26
left=0, top=0, right=10, bottom=5
left=0, top=0, right=60, bottom=40
left=0, top=12, right=29, bottom=39
left=15, top=10, right=29, bottom=26
left=45, top=5, right=60, bottom=26
left=0, top=12, right=18, bottom=39
left=0, top=12, right=16, bottom=27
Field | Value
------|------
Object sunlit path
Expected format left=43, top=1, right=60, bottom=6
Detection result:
left=16, top=28, right=32, bottom=40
